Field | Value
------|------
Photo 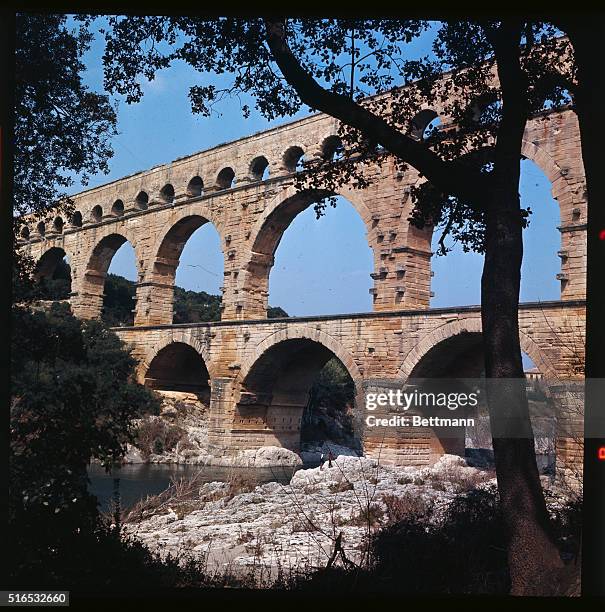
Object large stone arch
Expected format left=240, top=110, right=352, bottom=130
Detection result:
left=135, top=208, right=226, bottom=326
left=32, top=245, right=74, bottom=301
left=34, top=245, right=72, bottom=281
left=238, top=185, right=375, bottom=319
left=73, top=231, right=143, bottom=320
left=397, top=317, right=558, bottom=381
left=413, top=136, right=584, bottom=307
left=237, top=324, right=364, bottom=393
left=248, top=184, right=374, bottom=249
left=520, top=135, right=586, bottom=301
left=232, top=325, right=364, bottom=453
left=137, top=332, right=216, bottom=384
left=145, top=204, right=226, bottom=263
left=520, top=138, right=578, bottom=207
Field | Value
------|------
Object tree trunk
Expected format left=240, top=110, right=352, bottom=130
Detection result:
left=482, top=188, right=564, bottom=595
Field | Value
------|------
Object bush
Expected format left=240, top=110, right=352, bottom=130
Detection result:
left=9, top=517, right=234, bottom=590
left=135, top=418, right=187, bottom=459
left=9, top=302, right=160, bottom=585
left=380, top=492, right=434, bottom=525
left=290, top=484, right=582, bottom=595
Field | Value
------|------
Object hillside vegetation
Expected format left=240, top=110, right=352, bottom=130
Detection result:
left=36, top=260, right=288, bottom=325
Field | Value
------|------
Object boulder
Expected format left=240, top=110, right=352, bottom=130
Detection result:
left=229, top=446, right=303, bottom=468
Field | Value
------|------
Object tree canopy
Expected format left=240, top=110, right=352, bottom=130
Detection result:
left=99, top=18, right=572, bottom=253
left=10, top=302, right=159, bottom=560
left=14, top=14, right=117, bottom=225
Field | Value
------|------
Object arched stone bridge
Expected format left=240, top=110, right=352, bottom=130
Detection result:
left=116, top=301, right=585, bottom=468
left=20, top=102, right=586, bottom=473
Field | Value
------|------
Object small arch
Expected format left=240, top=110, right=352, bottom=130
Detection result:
left=34, top=247, right=71, bottom=300
left=70, top=211, right=83, bottom=227
left=160, top=184, right=175, bottom=204
left=409, top=109, right=439, bottom=140
left=144, top=341, right=210, bottom=398
left=91, top=205, right=103, bottom=223
left=283, top=146, right=305, bottom=172
left=20, top=226, right=30, bottom=240
left=187, top=176, right=204, bottom=197
left=250, top=156, right=270, bottom=181
left=135, top=191, right=149, bottom=210
left=216, top=167, right=235, bottom=190
left=36, top=222, right=46, bottom=236
left=52, top=217, right=64, bottom=234
left=111, top=199, right=124, bottom=217
left=53, top=217, right=65, bottom=234
left=321, top=135, right=344, bottom=161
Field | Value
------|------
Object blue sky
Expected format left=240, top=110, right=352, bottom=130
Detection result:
left=74, top=18, right=561, bottom=331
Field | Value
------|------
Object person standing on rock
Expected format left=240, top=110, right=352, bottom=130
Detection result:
left=319, top=451, right=326, bottom=471
left=327, top=450, right=335, bottom=468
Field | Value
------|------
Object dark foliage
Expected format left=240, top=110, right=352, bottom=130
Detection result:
left=172, top=286, right=222, bottom=324
left=9, top=519, right=222, bottom=590
left=14, top=14, right=116, bottom=226
left=36, top=257, right=72, bottom=301
left=101, top=273, right=136, bottom=327
left=99, top=274, right=288, bottom=326
left=9, top=302, right=160, bottom=584
left=302, top=358, right=356, bottom=447
left=267, top=305, right=289, bottom=318
left=13, top=251, right=39, bottom=304
left=291, top=485, right=581, bottom=595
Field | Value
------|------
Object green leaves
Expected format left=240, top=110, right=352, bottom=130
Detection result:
left=14, top=14, right=117, bottom=221
left=10, top=304, right=159, bottom=532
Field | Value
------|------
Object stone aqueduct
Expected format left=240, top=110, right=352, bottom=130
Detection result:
left=20, top=102, right=586, bottom=472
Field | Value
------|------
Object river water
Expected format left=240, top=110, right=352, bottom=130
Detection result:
left=88, top=452, right=553, bottom=513
left=87, top=463, right=304, bottom=512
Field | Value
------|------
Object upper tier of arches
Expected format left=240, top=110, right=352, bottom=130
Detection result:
left=18, top=106, right=586, bottom=322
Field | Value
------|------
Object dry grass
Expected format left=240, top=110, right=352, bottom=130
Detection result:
left=134, top=417, right=188, bottom=460
left=345, top=503, right=385, bottom=528
left=122, top=469, right=257, bottom=523
left=380, top=492, right=434, bottom=525
left=426, top=464, right=494, bottom=493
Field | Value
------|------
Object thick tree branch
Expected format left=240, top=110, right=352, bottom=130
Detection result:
left=263, top=19, right=487, bottom=208
left=488, top=22, right=528, bottom=184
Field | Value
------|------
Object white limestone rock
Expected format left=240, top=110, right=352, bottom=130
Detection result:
left=123, top=444, right=145, bottom=464
left=230, top=446, right=303, bottom=468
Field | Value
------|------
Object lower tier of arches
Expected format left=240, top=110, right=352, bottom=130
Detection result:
left=114, top=301, right=585, bottom=484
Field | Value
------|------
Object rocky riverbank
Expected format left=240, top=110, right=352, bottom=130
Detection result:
left=125, top=391, right=358, bottom=468
left=122, top=454, right=499, bottom=578
left=122, top=453, right=578, bottom=588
